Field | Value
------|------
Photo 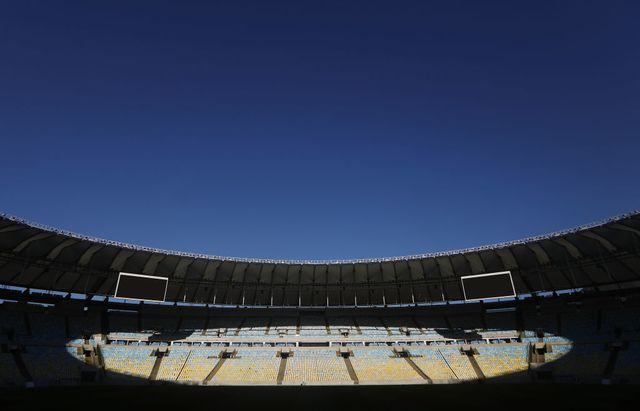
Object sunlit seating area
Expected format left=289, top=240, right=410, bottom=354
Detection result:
left=474, top=344, right=529, bottom=379
left=175, top=349, right=219, bottom=382
left=349, top=349, right=422, bottom=383
left=212, top=350, right=280, bottom=384
left=283, top=349, right=351, bottom=384
left=410, top=348, right=457, bottom=381
left=101, top=345, right=156, bottom=379
left=436, top=348, right=478, bottom=381
left=1, top=289, right=640, bottom=387
left=155, top=348, right=191, bottom=381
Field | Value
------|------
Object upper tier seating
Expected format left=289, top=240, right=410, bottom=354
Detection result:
left=27, top=312, right=67, bottom=342
left=141, top=315, right=179, bottom=333
left=414, top=315, right=448, bottom=330
left=327, top=316, right=356, bottom=334
left=268, top=317, right=296, bottom=336
left=484, top=311, right=516, bottom=331
left=384, top=316, right=421, bottom=335
left=0, top=309, right=29, bottom=337
left=358, top=317, right=390, bottom=337
left=179, top=316, right=207, bottom=336
left=235, top=317, right=268, bottom=337
left=67, top=312, right=101, bottom=340
left=448, top=314, right=480, bottom=331
left=298, top=316, right=327, bottom=337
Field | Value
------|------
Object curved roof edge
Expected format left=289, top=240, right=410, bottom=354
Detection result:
left=1, top=209, right=639, bottom=265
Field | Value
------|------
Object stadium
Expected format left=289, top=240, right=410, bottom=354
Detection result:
left=1, top=210, right=640, bottom=398
left=2, top=2, right=640, bottom=410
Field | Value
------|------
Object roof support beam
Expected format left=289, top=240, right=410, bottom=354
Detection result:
left=13, top=232, right=53, bottom=253
left=46, top=239, right=77, bottom=260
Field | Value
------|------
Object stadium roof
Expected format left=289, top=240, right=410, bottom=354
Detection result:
left=1, top=211, right=639, bottom=306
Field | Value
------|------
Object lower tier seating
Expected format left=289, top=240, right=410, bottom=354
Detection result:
left=175, top=349, right=220, bottom=382
left=155, top=348, right=191, bottom=381
left=21, top=346, right=84, bottom=384
left=474, top=344, right=529, bottom=379
left=212, top=350, right=280, bottom=384
left=101, top=346, right=156, bottom=379
left=283, top=349, right=352, bottom=384
left=349, top=349, right=423, bottom=383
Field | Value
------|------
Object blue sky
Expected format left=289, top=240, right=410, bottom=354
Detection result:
left=0, top=1, right=639, bottom=260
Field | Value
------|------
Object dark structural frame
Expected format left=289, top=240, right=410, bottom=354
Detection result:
left=0, top=211, right=639, bottom=307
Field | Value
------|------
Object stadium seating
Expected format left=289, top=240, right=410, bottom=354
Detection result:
left=410, top=348, right=457, bottom=381
left=0, top=308, right=29, bottom=337
left=298, top=316, right=328, bottom=337
left=282, top=349, right=352, bottom=384
left=2, top=291, right=640, bottom=387
left=155, top=348, right=191, bottom=381
left=101, top=345, right=156, bottom=379
left=448, top=314, right=480, bottom=331
left=435, top=348, right=478, bottom=381
left=601, top=307, right=640, bottom=336
left=358, top=317, right=390, bottom=337
left=175, top=349, right=220, bottom=382
left=212, top=350, right=280, bottom=384
left=612, top=342, right=640, bottom=381
left=21, top=346, right=83, bottom=385
left=349, top=349, right=422, bottom=383
left=542, top=343, right=571, bottom=363
left=28, top=313, right=70, bottom=345
left=327, top=316, right=356, bottom=334
left=0, top=353, right=23, bottom=386
left=561, top=309, right=601, bottom=341
left=235, top=317, right=269, bottom=337
left=268, top=317, right=296, bottom=336
left=543, top=343, right=609, bottom=381
left=179, top=316, right=206, bottom=335
left=67, top=313, right=101, bottom=341
left=141, top=315, right=179, bottom=333
left=474, top=344, right=529, bottom=379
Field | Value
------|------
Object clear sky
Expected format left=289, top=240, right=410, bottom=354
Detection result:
left=0, top=1, right=639, bottom=261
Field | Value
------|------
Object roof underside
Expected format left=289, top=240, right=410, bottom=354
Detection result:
left=1, top=212, right=639, bottom=306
